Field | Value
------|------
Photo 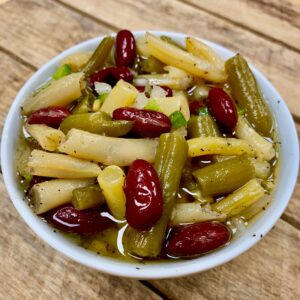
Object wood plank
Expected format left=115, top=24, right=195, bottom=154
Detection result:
left=0, top=0, right=112, bottom=69
left=0, top=174, right=162, bottom=298
left=150, top=219, right=300, bottom=300
left=57, top=0, right=300, bottom=119
left=0, top=52, right=34, bottom=132
left=183, top=0, right=300, bottom=52
left=285, top=179, right=300, bottom=229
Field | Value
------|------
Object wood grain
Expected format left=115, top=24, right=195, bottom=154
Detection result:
left=0, top=176, right=161, bottom=300
left=58, top=0, right=300, bottom=119
left=183, top=0, right=300, bottom=52
left=0, top=52, right=34, bottom=133
left=150, top=219, right=300, bottom=300
left=0, top=0, right=113, bottom=68
left=284, top=179, right=300, bottom=229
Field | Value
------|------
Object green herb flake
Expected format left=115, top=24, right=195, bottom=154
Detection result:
left=98, top=93, right=109, bottom=104
left=144, top=99, right=161, bottom=111
left=237, top=107, right=245, bottom=115
left=169, top=111, right=187, bottom=129
left=52, top=64, right=72, bottom=80
left=20, top=174, right=33, bottom=192
left=198, top=107, right=209, bottom=116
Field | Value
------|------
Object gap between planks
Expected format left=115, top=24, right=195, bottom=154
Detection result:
left=0, top=45, right=36, bottom=71
left=180, top=0, right=300, bottom=55
left=55, top=0, right=118, bottom=31
left=140, top=281, right=171, bottom=300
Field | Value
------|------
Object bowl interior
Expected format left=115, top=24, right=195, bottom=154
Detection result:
left=1, top=31, right=299, bottom=279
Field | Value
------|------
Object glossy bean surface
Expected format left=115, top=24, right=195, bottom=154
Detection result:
left=193, top=155, right=255, bottom=196
left=166, top=221, right=230, bottom=257
left=46, top=205, right=113, bottom=234
left=187, top=115, right=221, bottom=138
left=115, top=30, right=136, bottom=67
left=226, top=54, right=273, bottom=137
left=60, top=112, right=133, bottom=137
left=124, top=133, right=188, bottom=258
left=124, top=159, right=163, bottom=231
left=113, top=107, right=171, bottom=137
left=27, top=107, right=70, bottom=128
left=207, top=88, right=237, bottom=131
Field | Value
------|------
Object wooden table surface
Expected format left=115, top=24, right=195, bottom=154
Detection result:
left=0, top=0, right=299, bottom=299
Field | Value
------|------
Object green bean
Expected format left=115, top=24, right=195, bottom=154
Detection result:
left=139, top=56, right=165, bottom=73
left=72, top=87, right=95, bottom=114
left=211, top=179, right=264, bottom=217
left=61, top=111, right=111, bottom=131
left=225, top=54, right=273, bottom=137
left=161, top=35, right=185, bottom=50
left=192, top=84, right=209, bottom=101
left=124, top=133, right=188, bottom=257
left=193, top=155, right=255, bottom=196
left=187, top=115, right=221, bottom=138
left=103, top=47, right=116, bottom=68
left=181, top=161, right=213, bottom=204
left=93, top=120, right=134, bottom=137
left=72, top=184, right=105, bottom=210
left=82, top=36, right=115, bottom=77
left=60, top=112, right=134, bottom=137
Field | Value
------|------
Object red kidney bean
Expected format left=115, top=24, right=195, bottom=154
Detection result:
left=89, top=66, right=133, bottom=88
left=123, top=159, right=163, bottom=231
left=189, top=100, right=205, bottom=115
left=113, top=107, right=171, bottom=138
left=135, top=85, right=150, bottom=98
left=207, top=88, right=237, bottom=131
left=136, top=86, right=146, bottom=93
left=46, top=205, right=113, bottom=235
left=115, top=29, right=136, bottom=67
left=166, top=222, right=231, bottom=258
left=27, top=106, right=70, bottom=128
left=160, top=86, right=173, bottom=97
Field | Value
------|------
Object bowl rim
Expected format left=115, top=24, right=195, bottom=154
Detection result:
left=1, top=31, right=299, bottom=279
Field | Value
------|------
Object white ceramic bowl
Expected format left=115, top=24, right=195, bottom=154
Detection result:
left=1, top=31, right=299, bottom=279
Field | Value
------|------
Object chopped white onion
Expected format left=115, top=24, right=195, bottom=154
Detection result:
left=94, top=82, right=112, bottom=95
left=134, top=92, right=149, bottom=109
left=227, top=217, right=247, bottom=236
left=132, top=78, right=149, bottom=87
left=150, top=85, right=168, bottom=98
